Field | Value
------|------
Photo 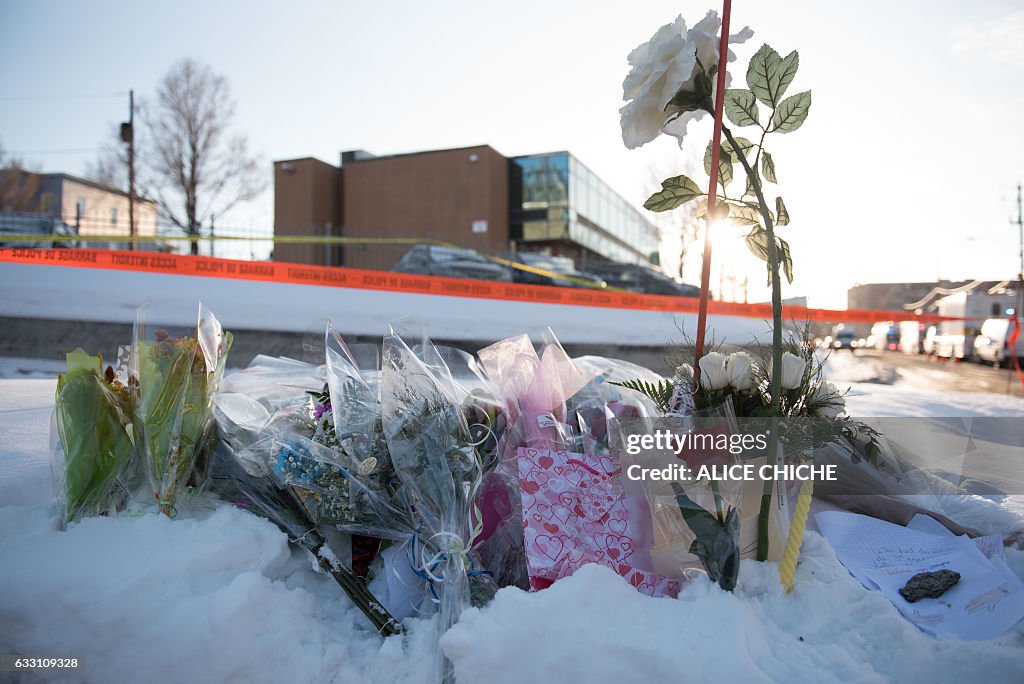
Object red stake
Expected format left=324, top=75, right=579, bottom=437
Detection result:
left=692, top=0, right=733, bottom=390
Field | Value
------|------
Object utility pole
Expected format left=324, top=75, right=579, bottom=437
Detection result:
left=120, top=90, right=136, bottom=251
left=1016, top=182, right=1023, bottom=322
left=210, top=213, right=216, bottom=258
left=1017, top=182, right=1023, bottom=286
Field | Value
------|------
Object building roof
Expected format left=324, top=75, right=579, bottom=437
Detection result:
left=41, top=172, right=156, bottom=205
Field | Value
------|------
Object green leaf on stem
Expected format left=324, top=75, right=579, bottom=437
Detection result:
left=747, top=45, right=800, bottom=108
left=761, top=152, right=777, bottom=183
left=745, top=229, right=794, bottom=285
left=743, top=200, right=775, bottom=226
left=667, top=88, right=707, bottom=110
left=770, top=91, right=812, bottom=133
left=777, top=236, right=794, bottom=283
left=644, top=175, right=704, bottom=212
left=743, top=164, right=760, bottom=199
left=731, top=204, right=762, bottom=227
left=724, top=89, right=760, bottom=128
left=703, top=142, right=734, bottom=188
left=776, top=197, right=790, bottom=226
left=695, top=199, right=729, bottom=221
left=730, top=136, right=756, bottom=162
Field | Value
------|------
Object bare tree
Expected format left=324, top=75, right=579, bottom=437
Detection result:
left=646, top=152, right=701, bottom=282
left=141, top=59, right=265, bottom=254
left=0, top=141, right=41, bottom=212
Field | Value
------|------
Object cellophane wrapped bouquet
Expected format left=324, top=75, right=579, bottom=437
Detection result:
left=51, top=348, right=138, bottom=527
left=132, top=303, right=232, bottom=517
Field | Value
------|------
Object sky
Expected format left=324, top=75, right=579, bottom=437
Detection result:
left=1, top=0, right=1023, bottom=309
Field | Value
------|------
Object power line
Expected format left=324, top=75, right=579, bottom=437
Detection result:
left=8, top=148, right=101, bottom=155
left=0, top=92, right=128, bottom=102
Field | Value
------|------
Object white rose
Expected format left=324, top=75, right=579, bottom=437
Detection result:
left=698, top=351, right=729, bottom=390
left=770, top=352, right=806, bottom=390
left=813, top=381, right=846, bottom=419
left=620, top=11, right=753, bottom=149
left=725, top=351, right=755, bottom=391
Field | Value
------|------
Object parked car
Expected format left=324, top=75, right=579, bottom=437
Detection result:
left=0, top=211, right=78, bottom=249
left=831, top=326, right=856, bottom=350
left=869, top=321, right=901, bottom=351
left=509, top=253, right=607, bottom=289
left=973, top=318, right=1024, bottom=367
left=584, top=262, right=701, bottom=297
left=392, top=244, right=511, bottom=282
left=931, top=291, right=1017, bottom=360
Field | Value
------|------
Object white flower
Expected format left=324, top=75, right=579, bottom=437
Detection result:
left=813, top=381, right=846, bottom=419
left=725, top=351, right=755, bottom=390
left=770, top=352, right=806, bottom=390
left=620, top=11, right=753, bottom=149
left=698, top=351, right=729, bottom=390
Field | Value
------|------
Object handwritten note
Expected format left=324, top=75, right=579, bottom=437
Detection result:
left=816, top=511, right=1024, bottom=640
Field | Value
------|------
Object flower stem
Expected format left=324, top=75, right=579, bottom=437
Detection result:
left=722, top=124, right=783, bottom=562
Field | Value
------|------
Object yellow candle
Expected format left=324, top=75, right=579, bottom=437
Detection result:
left=780, top=478, right=813, bottom=593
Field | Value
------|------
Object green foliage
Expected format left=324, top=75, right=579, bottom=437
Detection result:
left=703, top=141, right=734, bottom=188
left=54, top=350, right=136, bottom=524
left=729, top=136, right=756, bottom=162
left=761, top=151, right=777, bottom=183
left=724, top=89, right=759, bottom=128
left=775, top=196, right=790, bottom=226
left=729, top=204, right=762, bottom=227
left=746, top=44, right=800, bottom=108
left=743, top=163, right=760, bottom=199
left=644, top=175, right=703, bottom=212
left=770, top=91, right=812, bottom=133
left=610, top=378, right=675, bottom=414
left=744, top=229, right=793, bottom=284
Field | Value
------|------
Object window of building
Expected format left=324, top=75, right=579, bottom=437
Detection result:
left=111, top=207, right=118, bottom=226
left=76, top=198, right=86, bottom=220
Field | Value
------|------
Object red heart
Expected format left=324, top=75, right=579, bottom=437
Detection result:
left=539, top=455, right=554, bottom=469
left=536, top=535, right=564, bottom=561
left=608, top=548, right=620, bottom=560
left=521, top=479, right=540, bottom=495
left=617, top=564, right=630, bottom=576
left=630, top=572, right=644, bottom=588
left=543, top=522, right=559, bottom=534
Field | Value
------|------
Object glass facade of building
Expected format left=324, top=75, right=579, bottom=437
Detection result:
left=510, top=152, right=658, bottom=264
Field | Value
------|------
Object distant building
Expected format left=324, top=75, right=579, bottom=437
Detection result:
left=847, top=281, right=975, bottom=313
left=845, top=280, right=987, bottom=336
left=273, top=144, right=658, bottom=271
left=0, top=170, right=158, bottom=249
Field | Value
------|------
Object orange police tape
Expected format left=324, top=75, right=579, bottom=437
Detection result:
left=0, top=248, right=959, bottom=325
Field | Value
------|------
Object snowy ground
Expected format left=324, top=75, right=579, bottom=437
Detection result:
left=1, top=357, right=1023, bottom=683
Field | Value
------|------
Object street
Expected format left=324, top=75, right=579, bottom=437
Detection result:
left=839, top=348, right=1024, bottom=399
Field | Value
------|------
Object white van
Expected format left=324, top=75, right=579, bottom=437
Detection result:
left=973, top=318, right=1024, bottom=367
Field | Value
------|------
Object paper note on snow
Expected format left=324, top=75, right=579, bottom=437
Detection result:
left=517, top=447, right=681, bottom=597
left=816, top=510, right=1024, bottom=640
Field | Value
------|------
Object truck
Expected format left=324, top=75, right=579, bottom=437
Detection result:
left=931, top=290, right=1019, bottom=360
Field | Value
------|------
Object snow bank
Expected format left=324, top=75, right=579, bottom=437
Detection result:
left=444, top=537, right=1024, bottom=684
left=1, top=363, right=1023, bottom=683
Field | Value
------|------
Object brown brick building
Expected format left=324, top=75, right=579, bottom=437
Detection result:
left=273, top=144, right=658, bottom=272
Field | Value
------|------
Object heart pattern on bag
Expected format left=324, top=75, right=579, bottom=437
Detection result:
left=517, top=447, right=680, bottom=598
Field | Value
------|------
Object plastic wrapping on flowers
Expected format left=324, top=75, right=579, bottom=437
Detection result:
left=132, top=303, right=232, bottom=517
left=50, top=348, right=138, bottom=526
left=611, top=398, right=745, bottom=592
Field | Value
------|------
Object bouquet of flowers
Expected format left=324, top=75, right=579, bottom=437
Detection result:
left=51, top=348, right=137, bottom=526
left=132, top=304, right=232, bottom=517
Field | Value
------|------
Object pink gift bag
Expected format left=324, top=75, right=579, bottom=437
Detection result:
left=517, top=446, right=681, bottom=597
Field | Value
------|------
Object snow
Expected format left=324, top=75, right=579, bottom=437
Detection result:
left=1, top=355, right=1023, bottom=683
